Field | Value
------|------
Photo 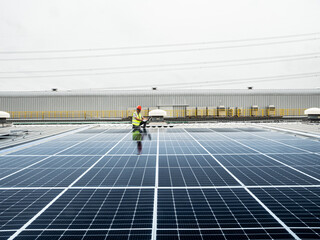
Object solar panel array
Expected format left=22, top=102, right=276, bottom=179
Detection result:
left=0, top=125, right=320, bottom=240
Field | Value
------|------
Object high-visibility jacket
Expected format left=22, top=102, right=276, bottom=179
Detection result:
left=132, top=111, right=142, bottom=126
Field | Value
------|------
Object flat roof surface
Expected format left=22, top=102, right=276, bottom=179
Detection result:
left=0, top=125, right=82, bottom=150
left=0, top=123, right=320, bottom=239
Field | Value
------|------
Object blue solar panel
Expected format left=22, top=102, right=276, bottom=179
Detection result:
left=158, top=188, right=282, bottom=229
left=0, top=189, right=61, bottom=230
left=14, top=230, right=152, bottom=240
left=75, top=167, right=155, bottom=187
left=57, top=141, right=117, bottom=155
left=157, top=229, right=293, bottom=240
left=294, top=166, right=320, bottom=179
left=236, top=140, right=306, bottom=153
left=292, top=228, right=320, bottom=239
left=270, top=153, right=320, bottom=166
left=251, top=187, right=320, bottom=228
left=0, top=168, right=88, bottom=187
left=158, top=154, right=239, bottom=187
left=198, top=140, right=257, bottom=154
left=221, top=166, right=319, bottom=185
left=1, top=126, right=320, bottom=239
left=214, top=154, right=281, bottom=167
left=0, top=156, right=46, bottom=177
left=27, top=189, right=154, bottom=229
left=109, top=141, right=157, bottom=155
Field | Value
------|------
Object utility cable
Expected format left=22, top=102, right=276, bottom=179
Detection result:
left=0, top=32, right=319, bottom=54
left=90, top=72, right=320, bottom=90
left=0, top=53, right=319, bottom=78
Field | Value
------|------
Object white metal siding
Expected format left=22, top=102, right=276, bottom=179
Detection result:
left=0, top=90, right=319, bottom=111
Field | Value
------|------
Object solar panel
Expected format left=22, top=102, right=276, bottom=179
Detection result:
left=293, top=166, right=320, bottom=179
left=27, top=189, right=154, bottom=229
left=271, top=153, right=320, bottom=166
left=0, top=156, right=46, bottom=178
left=292, top=228, right=320, bottom=239
left=1, top=125, right=320, bottom=239
left=235, top=140, right=306, bottom=154
left=158, top=188, right=282, bottom=229
left=158, top=155, right=239, bottom=187
left=210, top=128, right=242, bottom=132
left=220, top=166, right=319, bottom=185
left=0, top=189, right=62, bottom=230
left=250, top=187, right=320, bottom=228
left=185, top=128, right=213, bottom=132
left=14, top=230, right=152, bottom=240
left=157, top=229, right=293, bottom=240
left=0, top=168, right=88, bottom=187
left=198, top=140, right=257, bottom=154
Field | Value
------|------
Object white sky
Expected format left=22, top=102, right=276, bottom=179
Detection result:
left=0, top=0, right=320, bottom=91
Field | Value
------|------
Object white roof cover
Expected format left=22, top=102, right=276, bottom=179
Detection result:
left=149, top=109, right=167, bottom=117
left=0, top=111, right=10, bottom=118
left=304, top=108, right=320, bottom=115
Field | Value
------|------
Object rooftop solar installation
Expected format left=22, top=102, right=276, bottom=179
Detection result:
left=0, top=124, right=320, bottom=239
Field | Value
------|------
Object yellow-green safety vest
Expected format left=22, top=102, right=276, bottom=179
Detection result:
left=132, top=111, right=142, bottom=126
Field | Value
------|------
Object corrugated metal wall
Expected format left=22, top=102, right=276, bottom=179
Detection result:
left=0, top=90, right=319, bottom=111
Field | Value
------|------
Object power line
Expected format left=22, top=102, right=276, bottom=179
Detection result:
left=180, top=73, right=320, bottom=88
left=0, top=32, right=319, bottom=54
left=0, top=38, right=319, bottom=61
left=0, top=57, right=317, bottom=79
left=0, top=38, right=318, bottom=61
left=0, top=52, right=319, bottom=78
left=94, top=72, right=320, bottom=90
left=0, top=55, right=318, bottom=78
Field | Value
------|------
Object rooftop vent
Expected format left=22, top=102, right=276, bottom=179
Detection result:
left=304, top=108, right=320, bottom=121
left=149, top=109, right=167, bottom=123
left=0, top=111, right=10, bottom=126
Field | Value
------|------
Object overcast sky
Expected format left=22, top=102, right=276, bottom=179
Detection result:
left=0, top=0, right=319, bottom=91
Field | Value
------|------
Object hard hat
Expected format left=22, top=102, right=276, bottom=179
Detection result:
left=137, top=105, right=142, bottom=110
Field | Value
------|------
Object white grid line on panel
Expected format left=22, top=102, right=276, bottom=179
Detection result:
left=239, top=127, right=320, bottom=156
left=2, top=227, right=320, bottom=233
left=183, top=128, right=301, bottom=240
left=7, top=131, right=131, bottom=240
left=151, top=128, right=159, bottom=240
left=212, top=130, right=320, bottom=184
left=0, top=129, right=111, bottom=182
left=1, top=184, right=320, bottom=191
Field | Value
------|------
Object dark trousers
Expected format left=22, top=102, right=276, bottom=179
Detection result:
left=132, top=121, right=146, bottom=129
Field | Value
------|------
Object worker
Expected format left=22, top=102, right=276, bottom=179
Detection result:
left=132, top=105, right=148, bottom=129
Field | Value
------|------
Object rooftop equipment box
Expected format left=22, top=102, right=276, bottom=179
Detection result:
left=217, top=106, right=226, bottom=117
left=251, top=105, right=259, bottom=117
left=267, top=105, right=276, bottom=117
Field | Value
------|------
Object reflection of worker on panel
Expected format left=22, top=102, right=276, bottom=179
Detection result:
left=132, top=128, right=151, bottom=155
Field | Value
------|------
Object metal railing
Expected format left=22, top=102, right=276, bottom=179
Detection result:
left=7, top=108, right=306, bottom=120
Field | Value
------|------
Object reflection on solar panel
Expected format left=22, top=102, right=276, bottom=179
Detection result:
left=0, top=125, right=320, bottom=239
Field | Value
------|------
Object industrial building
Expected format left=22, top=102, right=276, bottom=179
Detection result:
left=0, top=89, right=319, bottom=119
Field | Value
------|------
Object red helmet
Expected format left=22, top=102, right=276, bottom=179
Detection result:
left=137, top=105, right=142, bottom=110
